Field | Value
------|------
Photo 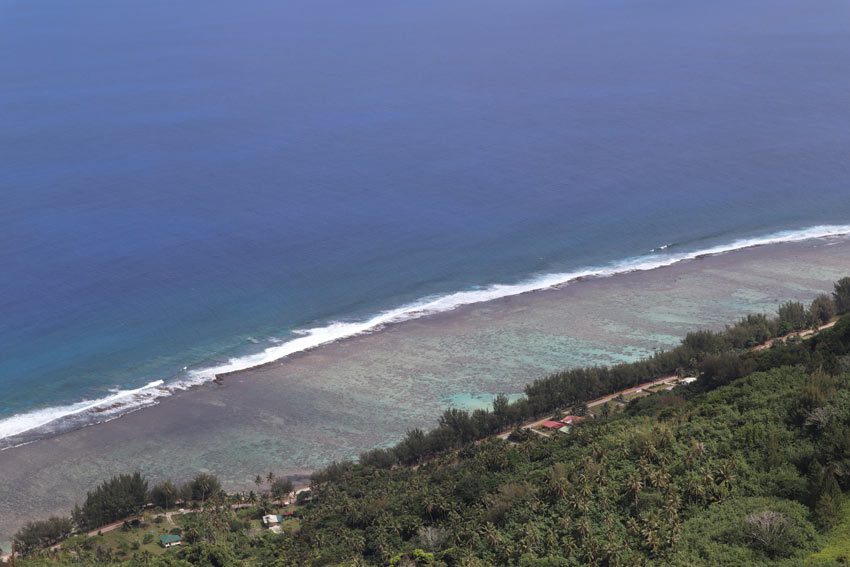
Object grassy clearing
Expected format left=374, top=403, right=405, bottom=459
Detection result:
left=61, top=515, right=178, bottom=560
left=808, top=497, right=850, bottom=564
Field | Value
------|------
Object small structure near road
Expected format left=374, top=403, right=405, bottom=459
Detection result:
left=263, top=514, right=284, bottom=527
left=159, top=534, right=182, bottom=548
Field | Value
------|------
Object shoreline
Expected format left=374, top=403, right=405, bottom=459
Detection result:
left=1, top=236, right=850, bottom=540
left=3, top=225, right=850, bottom=450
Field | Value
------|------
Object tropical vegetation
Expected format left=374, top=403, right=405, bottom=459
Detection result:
left=8, top=277, right=850, bottom=566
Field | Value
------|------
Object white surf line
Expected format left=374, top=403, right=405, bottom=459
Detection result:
left=2, top=223, right=849, bottom=443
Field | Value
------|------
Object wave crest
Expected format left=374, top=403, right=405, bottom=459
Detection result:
left=0, top=380, right=167, bottom=449
left=185, top=223, right=850, bottom=380
left=2, top=223, right=849, bottom=447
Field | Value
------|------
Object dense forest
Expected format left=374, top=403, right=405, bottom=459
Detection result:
left=9, top=278, right=850, bottom=566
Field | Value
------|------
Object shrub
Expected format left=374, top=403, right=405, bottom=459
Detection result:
left=359, top=447, right=396, bottom=469
left=810, top=294, right=836, bottom=325
left=778, top=301, right=809, bottom=332
left=507, top=427, right=533, bottom=443
left=743, top=510, right=793, bottom=558
left=673, top=497, right=818, bottom=563
left=834, top=277, right=850, bottom=314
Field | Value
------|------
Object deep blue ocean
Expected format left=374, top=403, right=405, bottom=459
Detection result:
left=2, top=0, right=850, bottom=441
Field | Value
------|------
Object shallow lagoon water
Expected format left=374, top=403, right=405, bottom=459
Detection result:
left=1, top=238, right=849, bottom=540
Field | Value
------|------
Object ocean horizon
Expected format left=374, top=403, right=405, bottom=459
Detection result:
left=3, top=0, right=850, bottom=449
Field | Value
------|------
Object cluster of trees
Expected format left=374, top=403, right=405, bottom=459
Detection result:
left=353, top=278, right=850, bottom=471
left=253, top=472, right=294, bottom=501
left=275, top=315, right=850, bottom=565
left=148, top=472, right=223, bottom=511
left=13, top=471, right=225, bottom=555
left=712, top=277, right=850, bottom=350
left=11, top=516, right=74, bottom=555
left=12, top=468, right=304, bottom=558
left=72, top=473, right=149, bottom=531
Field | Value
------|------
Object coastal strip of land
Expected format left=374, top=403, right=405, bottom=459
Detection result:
left=1, top=236, right=850, bottom=542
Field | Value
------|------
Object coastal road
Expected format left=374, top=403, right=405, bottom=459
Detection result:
left=499, top=317, right=841, bottom=440
left=497, top=374, right=681, bottom=439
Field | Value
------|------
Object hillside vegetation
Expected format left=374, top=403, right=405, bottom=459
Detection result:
left=10, top=278, right=850, bottom=566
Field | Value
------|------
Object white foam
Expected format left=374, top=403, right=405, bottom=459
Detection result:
left=184, top=223, right=850, bottom=381
left=2, top=223, right=849, bottom=444
left=0, top=380, right=167, bottom=443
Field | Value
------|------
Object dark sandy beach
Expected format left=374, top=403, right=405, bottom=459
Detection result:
left=1, top=237, right=849, bottom=542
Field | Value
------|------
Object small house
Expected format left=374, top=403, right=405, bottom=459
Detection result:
left=679, top=377, right=697, bottom=385
left=541, top=420, right=563, bottom=429
left=262, top=514, right=284, bottom=526
left=159, top=534, right=182, bottom=548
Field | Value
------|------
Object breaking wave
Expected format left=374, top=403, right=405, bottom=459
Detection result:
left=2, top=223, right=849, bottom=448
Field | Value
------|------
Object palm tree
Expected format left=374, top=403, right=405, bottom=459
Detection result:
left=161, top=481, right=176, bottom=511
left=196, top=476, right=211, bottom=507
left=686, top=439, right=706, bottom=466
left=627, top=473, right=643, bottom=505
left=259, top=493, right=273, bottom=515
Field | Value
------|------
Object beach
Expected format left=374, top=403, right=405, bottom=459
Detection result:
left=1, top=236, right=849, bottom=541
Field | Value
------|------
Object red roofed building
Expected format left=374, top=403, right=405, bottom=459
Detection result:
left=541, top=420, right=563, bottom=429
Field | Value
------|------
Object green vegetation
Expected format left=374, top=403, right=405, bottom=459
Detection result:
left=271, top=479, right=294, bottom=500
left=809, top=497, right=850, bottom=564
left=9, top=277, right=850, bottom=566
left=72, top=473, right=148, bottom=531
left=11, top=517, right=73, bottom=555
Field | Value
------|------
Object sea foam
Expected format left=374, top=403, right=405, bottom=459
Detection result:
left=184, top=223, right=850, bottom=381
left=0, top=380, right=167, bottom=448
left=2, top=223, right=849, bottom=447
